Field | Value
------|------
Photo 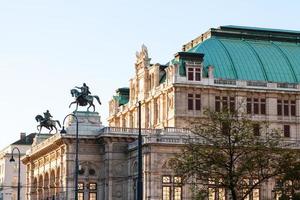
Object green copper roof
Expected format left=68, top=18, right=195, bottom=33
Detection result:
left=188, top=37, right=300, bottom=83
left=114, top=87, right=129, bottom=106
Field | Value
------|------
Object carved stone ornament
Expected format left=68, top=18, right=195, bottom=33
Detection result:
left=135, top=44, right=151, bottom=69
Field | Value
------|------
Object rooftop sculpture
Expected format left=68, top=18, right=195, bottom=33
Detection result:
left=69, top=83, right=101, bottom=112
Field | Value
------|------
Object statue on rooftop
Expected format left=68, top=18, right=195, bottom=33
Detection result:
left=69, top=83, right=101, bottom=112
left=35, top=110, right=61, bottom=133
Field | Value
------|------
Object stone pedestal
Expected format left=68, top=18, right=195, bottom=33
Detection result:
left=65, top=111, right=104, bottom=135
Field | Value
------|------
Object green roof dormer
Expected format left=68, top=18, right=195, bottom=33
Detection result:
left=114, top=87, right=130, bottom=106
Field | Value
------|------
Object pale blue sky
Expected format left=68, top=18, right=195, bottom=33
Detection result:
left=0, top=0, right=300, bottom=149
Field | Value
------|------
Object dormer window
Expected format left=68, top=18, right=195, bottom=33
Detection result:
left=187, top=67, right=201, bottom=81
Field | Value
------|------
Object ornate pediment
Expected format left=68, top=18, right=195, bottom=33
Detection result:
left=135, top=44, right=151, bottom=70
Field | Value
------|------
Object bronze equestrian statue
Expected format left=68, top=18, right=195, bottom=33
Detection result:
left=69, top=83, right=101, bottom=112
left=35, top=110, right=61, bottom=133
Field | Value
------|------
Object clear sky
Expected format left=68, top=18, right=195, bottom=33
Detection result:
left=0, top=0, right=299, bottom=149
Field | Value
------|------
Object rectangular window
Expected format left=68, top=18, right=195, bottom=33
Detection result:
left=208, top=188, right=215, bottom=200
left=278, top=99, right=296, bottom=117
left=188, top=94, right=201, bottom=111
left=78, top=183, right=84, bottom=190
left=188, top=94, right=193, bottom=110
left=195, top=94, right=201, bottom=110
left=253, top=189, right=260, bottom=200
left=222, top=97, right=228, bottom=110
left=78, top=192, right=84, bottom=200
left=89, top=183, right=97, bottom=190
left=291, top=100, right=296, bottom=116
left=284, top=125, right=290, bottom=137
left=215, top=96, right=221, bottom=112
left=215, top=96, right=235, bottom=112
left=246, top=97, right=266, bottom=115
left=247, top=98, right=252, bottom=114
left=187, top=67, right=201, bottom=81
left=277, top=100, right=282, bottom=116
left=260, top=99, right=266, bottom=115
left=284, top=100, right=289, bottom=116
left=188, top=68, right=194, bottom=81
left=162, top=176, right=171, bottom=183
left=89, top=192, right=97, bottom=200
left=195, top=68, right=201, bottom=81
left=218, top=188, right=226, bottom=200
left=222, top=122, right=230, bottom=135
left=230, top=97, right=235, bottom=113
left=162, top=186, right=171, bottom=200
left=253, top=124, right=260, bottom=136
left=174, top=176, right=182, bottom=184
left=254, top=98, right=259, bottom=114
left=174, top=187, right=182, bottom=200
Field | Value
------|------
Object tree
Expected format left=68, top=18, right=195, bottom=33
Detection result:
left=276, top=162, right=300, bottom=200
left=169, top=108, right=300, bottom=200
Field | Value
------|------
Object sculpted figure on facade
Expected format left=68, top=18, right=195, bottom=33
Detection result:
left=69, top=83, right=101, bottom=112
left=35, top=110, right=61, bottom=133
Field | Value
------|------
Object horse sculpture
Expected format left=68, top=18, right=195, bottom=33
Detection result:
left=69, top=89, right=101, bottom=112
left=35, top=115, right=61, bottom=133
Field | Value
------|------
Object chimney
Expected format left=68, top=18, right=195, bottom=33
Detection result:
left=20, top=132, right=26, bottom=140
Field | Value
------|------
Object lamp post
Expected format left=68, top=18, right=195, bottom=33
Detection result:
left=10, top=147, right=21, bottom=200
left=60, top=114, right=79, bottom=200
left=137, top=101, right=143, bottom=200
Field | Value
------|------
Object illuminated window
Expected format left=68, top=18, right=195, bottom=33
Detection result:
left=162, top=176, right=182, bottom=200
left=218, top=188, right=226, bottom=200
left=162, top=176, right=171, bottom=183
left=89, top=183, right=97, bottom=190
left=174, top=187, right=182, bottom=200
left=253, top=189, right=260, bottom=200
left=89, top=192, right=97, bottom=200
left=78, top=192, right=84, bottom=200
left=78, top=183, right=84, bottom=190
left=162, top=186, right=171, bottom=200
left=174, top=176, right=182, bottom=184
left=208, top=188, right=215, bottom=200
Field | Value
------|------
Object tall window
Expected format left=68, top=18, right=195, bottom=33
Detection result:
left=78, top=183, right=84, bottom=200
left=277, top=99, right=296, bottom=117
left=215, top=96, right=235, bottom=112
left=247, top=98, right=266, bottom=115
left=208, top=179, right=225, bottom=200
left=188, top=94, right=201, bottom=111
left=162, top=176, right=182, bottom=200
left=187, top=67, right=201, bottom=81
left=253, top=124, right=260, bottom=136
left=283, top=125, right=290, bottom=138
left=163, top=186, right=171, bottom=200
left=89, top=183, right=97, bottom=200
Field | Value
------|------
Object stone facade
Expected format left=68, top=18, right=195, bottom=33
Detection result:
left=0, top=133, right=35, bottom=200
left=23, top=26, right=300, bottom=200
left=22, top=112, right=192, bottom=200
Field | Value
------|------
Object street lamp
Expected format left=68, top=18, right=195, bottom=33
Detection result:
left=60, top=114, right=79, bottom=200
left=10, top=147, right=21, bottom=200
left=137, top=101, right=143, bottom=200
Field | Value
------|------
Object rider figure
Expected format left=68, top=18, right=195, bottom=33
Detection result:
left=43, top=110, right=53, bottom=123
left=76, top=83, right=91, bottom=100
